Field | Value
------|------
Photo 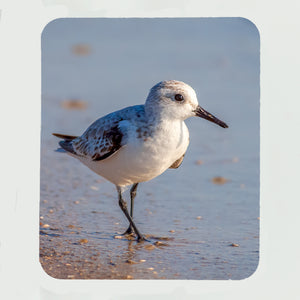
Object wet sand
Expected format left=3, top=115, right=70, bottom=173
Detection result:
left=40, top=140, right=259, bottom=279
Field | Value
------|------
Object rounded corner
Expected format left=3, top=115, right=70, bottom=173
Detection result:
left=237, top=17, right=260, bottom=41
left=236, top=254, right=260, bottom=281
left=41, top=18, right=67, bottom=40
left=39, top=258, right=64, bottom=281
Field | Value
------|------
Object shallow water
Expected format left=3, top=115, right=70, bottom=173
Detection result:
left=40, top=18, right=259, bottom=279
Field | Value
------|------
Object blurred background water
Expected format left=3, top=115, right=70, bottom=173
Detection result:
left=40, top=18, right=259, bottom=279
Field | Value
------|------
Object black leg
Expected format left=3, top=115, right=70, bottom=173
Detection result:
left=117, top=186, right=145, bottom=242
left=130, top=183, right=138, bottom=217
left=123, top=183, right=139, bottom=235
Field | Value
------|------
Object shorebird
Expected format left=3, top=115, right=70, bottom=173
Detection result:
left=53, top=80, right=228, bottom=241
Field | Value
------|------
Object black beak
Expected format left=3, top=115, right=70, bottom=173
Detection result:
left=194, top=106, right=228, bottom=128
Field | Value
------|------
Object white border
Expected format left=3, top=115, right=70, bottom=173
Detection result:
left=0, top=1, right=299, bottom=299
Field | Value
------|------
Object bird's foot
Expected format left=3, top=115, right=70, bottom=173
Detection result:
left=122, top=226, right=135, bottom=236
left=121, top=226, right=150, bottom=242
left=136, top=235, right=151, bottom=243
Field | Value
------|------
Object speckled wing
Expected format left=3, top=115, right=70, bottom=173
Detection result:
left=71, top=115, right=124, bottom=161
left=55, top=105, right=145, bottom=161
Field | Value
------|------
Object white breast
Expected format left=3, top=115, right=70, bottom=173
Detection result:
left=77, top=120, right=190, bottom=187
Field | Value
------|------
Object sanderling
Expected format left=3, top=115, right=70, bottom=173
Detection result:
left=53, top=80, right=228, bottom=241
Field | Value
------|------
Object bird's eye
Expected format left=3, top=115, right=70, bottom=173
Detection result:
left=174, top=94, right=184, bottom=102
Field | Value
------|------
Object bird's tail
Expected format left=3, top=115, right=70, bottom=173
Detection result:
left=52, top=133, right=78, bottom=140
left=52, top=133, right=78, bottom=154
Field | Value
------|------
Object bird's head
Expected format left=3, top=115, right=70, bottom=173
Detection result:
left=145, top=80, right=228, bottom=128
